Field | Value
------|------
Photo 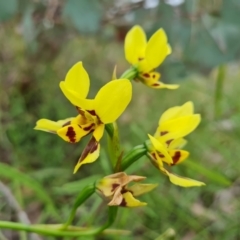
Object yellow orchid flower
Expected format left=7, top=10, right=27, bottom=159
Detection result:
left=124, top=25, right=179, bottom=89
left=96, top=172, right=157, bottom=207
left=147, top=102, right=205, bottom=187
left=35, top=62, right=132, bottom=173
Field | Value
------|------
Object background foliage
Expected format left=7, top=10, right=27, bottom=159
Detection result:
left=0, top=0, right=240, bottom=239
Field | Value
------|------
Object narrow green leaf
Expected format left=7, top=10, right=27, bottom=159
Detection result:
left=183, top=160, right=231, bottom=187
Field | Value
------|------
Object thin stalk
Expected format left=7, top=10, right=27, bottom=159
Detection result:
left=214, top=65, right=226, bottom=119
left=0, top=207, right=118, bottom=237
left=61, top=184, right=95, bottom=230
left=121, top=144, right=147, bottom=170
left=120, top=67, right=138, bottom=80
left=0, top=222, right=116, bottom=237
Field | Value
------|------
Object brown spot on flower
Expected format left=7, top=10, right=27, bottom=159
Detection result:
left=172, top=151, right=181, bottom=165
left=111, top=183, right=120, bottom=192
left=160, top=131, right=168, bottom=136
left=138, top=57, right=144, bottom=61
left=87, top=110, right=96, bottom=116
left=152, top=74, right=156, bottom=78
left=62, top=121, right=71, bottom=127
left=66, top=126, right=76, bottom=143
left=152, top=152, right=157, bottom=160
left=143, top=73, right=150, bottom=78
left=79, top=137, right=98, bottom=163
left=120, top=198, right=127, bottom=207
left=83, top=123, right=95, bottom=131
left=166, top=139, right=173, bottom=146
left=158, top=152, right=165, bottom=158
left=152, top=83, right=160, bottom=87
left=121, top=188, right=133, bottom=195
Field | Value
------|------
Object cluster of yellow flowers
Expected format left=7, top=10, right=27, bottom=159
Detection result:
left=35, top=25, right=205, bottom=208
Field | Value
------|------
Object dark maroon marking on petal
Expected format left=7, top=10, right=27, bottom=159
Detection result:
left=152, top=83, right=160, bottom=86
left=66, top=126, right=76, bottom=143
left=83, top=123, right=95, bottom=131
left=152, top=152, right=157, bottom=160
left=77, top=108, right=87, bottom=118
left=166, top=139, right=173, bottom=146
left=160, top=131, right=168, bottom=136
left=121, top=188, right=133, bottom=195
left=158, top=152, right=165, bottom=158
left=152, top=74, right=156, bottom=78
left=143, top=73, right=150, bottom=78
left=79, top=137, right=98, bottom=163
left=138, top=57, right=144, bottom=61
left=171, top=151, right=181, bottom=165
left=87, top=110, right=97, bottom=116
left=111, top=183, right=120, bottom=192
left=62, top=121, right=71, bottom=127
left=120, top=198, right=127, bottom=207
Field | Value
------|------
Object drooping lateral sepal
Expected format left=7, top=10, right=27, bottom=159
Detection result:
left=73, top=136, right=100, bottom=173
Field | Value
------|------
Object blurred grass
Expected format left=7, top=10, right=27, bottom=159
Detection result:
left=1, top=19, right=240, bottom=240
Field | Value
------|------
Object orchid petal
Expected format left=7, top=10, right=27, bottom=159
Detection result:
left=94, top=79, right=132, bottom=123
left=124, top=25, right=147, bottom=65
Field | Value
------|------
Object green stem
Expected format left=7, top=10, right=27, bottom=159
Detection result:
left=120, top=67, right=138, bottom=80
left=93, top=206, right=118, bottom=234
left=0, top=206, right=118, bottom=237
left=61, top=184, right=95, bottom=229
left=121, top=144, right=147, bottom=171
left=214, top=65, right=226, bottom=119
left=0, top=222, right=118, bottom=237
left=105, top=123, right=114, bottom=138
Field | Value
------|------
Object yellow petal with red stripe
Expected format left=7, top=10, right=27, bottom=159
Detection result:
left=168, top=149, right=189, bottom=165
left=139, top=72, right=179, bottom=89
left=73, top=137, right=100, bottom=173
left=121, top=192, right=147, bottom=207
left=148, top=134, right=173, bottom=164
left=34, top=118, right=73, bottom=133
left=124, top=25, right=147, bottom=65
left=57, top=124, right=88, bottom=143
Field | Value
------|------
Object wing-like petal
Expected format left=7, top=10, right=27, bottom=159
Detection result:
left=60, top=81, right=95, bottom=109
left=158, top=115, right=201, bottom=141
left=124, top=25, right=147, bottom=65
left=121, top=192, right=147, bottom=207
left=93, top=124, right=105, bottom=141
left=145, top=28, right=171, bottom=70
left=73, top=137, right=100, bottom=173
left=166, top=171, right=205, bottom=187
left=127, top=183, right=158, bottom=197
left=139, top=72, right=179, bottom=89
left=159, top=102, right=194, bottom=125
left=168, top=149, right=189, bottom=165
left=57, top=124, right=89, bottom=143
left=148, top=134, right=173, bottom=164
left=94, top=79, right=132, bottom=123
left=63, top=62, right=90, bottom=98
left=168, top=138, right=187, bottom=149
left=34, top=118, right=73, bottom=133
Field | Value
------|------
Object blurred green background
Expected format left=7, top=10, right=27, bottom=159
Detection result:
left=0, top=0, right=240, bottom=239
